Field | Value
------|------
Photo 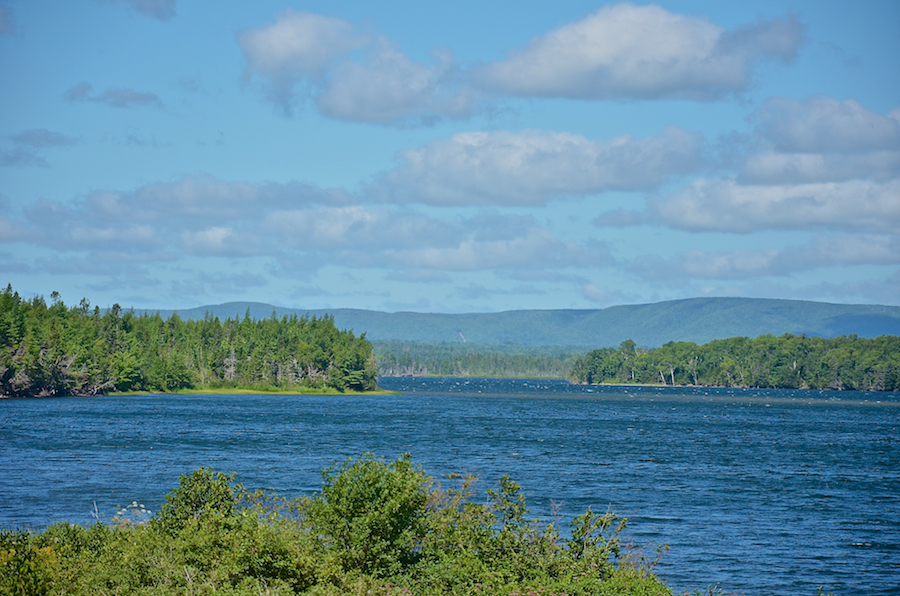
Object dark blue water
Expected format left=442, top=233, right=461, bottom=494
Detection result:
left=1, top=378, right=898, bottom=595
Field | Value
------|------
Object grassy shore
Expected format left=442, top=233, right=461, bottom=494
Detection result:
left=110, top=386, right=400, bottom=396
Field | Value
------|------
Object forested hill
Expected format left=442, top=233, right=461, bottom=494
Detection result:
left=150, top=297, right=900, bottom=348
left=0, top=286, right=377, bottom=398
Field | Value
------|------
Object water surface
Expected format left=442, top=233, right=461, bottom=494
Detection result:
left=1, top=378, right=898, bottom=595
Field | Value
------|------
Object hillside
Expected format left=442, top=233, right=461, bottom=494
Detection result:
left=144, top=297, right=900, bottom=348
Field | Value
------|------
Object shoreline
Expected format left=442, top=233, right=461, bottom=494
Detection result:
left=112, top=387, right=400, bottom=396
left=1, top=387, right=400, bottom=399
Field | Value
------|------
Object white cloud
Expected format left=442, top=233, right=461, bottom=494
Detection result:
left=753, top=96, right=900, bottom=154
left=597, top=97, right=900, bottom=233
left=238, top=10, right=472, bottom=124
left=631, top=235, right=900, bottom=280
left=238, top=5, right=805, bottom=123
left=19, top=176, right=335, bottom=254
left=473, top=3, right=804, bottom=100
left=180, top=226, right=262, bottom=257
left=238, top=10, right=363, bottom=79
left=317, top=43, right=473, bottom=125
left=6, top=175, right=601, bottom=276
left=737, top=97, right=900, bottom=184
left=739, top=151, right=900, bottom=185
left=582, top=283, right=617, bottom=304
left=265, top=206, right=456, bottom=250
left=385, top=227, right=596, bottom=271
left=647, top=178, right=900, bottom=233
left=373, top=127, right=705, bottom=206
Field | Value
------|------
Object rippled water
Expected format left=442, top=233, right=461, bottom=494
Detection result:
left=1, top=378, right=898, bottom=595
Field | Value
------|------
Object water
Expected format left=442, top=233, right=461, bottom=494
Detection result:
left=1, top=377, right=898, bottom=595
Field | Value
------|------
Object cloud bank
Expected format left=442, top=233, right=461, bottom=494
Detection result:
left=632, top=235, right=900, bottom=281
left=4, top=176, right=603, bottom=277
left=596, top=97, right=900, bottom=233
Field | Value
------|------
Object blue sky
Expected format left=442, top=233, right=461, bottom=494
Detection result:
left=1, top=0, right=898, bottom=313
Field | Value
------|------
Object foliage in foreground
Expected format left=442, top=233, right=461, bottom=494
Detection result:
left=572, top=334, right=900, bottom=391
left=0, top=455, right=672, bottom=596
left=0, top=285, right=377, bottom=397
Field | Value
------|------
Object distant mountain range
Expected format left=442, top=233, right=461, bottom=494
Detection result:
left=140, top=297, right=900, bottom=348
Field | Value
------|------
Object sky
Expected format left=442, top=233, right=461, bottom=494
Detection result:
left=1, top=0, right=898, bottom=313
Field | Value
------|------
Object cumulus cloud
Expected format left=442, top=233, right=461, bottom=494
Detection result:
left=238, top=4, right=805, bottom=122
left=382, top=227, right=597, bottom=271
left=237, top=10, right=365, bottom=114
left=473, top=3, right=804, bottom=100
left=316, top=43, right=473, bottom=125
left=19, top=176, right=333, bottom=254
left=739, top=151, right=900, bottom=185
left=264, top=207, right=600, bottom=270
left=238, top=11, right=364, bottom=79
left=64, top=82, right=163, bottom=109
left=238, top=10, right=473, bottom=124
left=595, top=97, right=900, bottom=233
left=631, top=235, right=900, bottom=281
left=101, top=0, right=176, bottom=21
left=628, top=178, right=900, bottom=233
left=372, top=127, right=705, bottom=206
left=265, top=205, right=456, bottom=251
left=738, top=97, right=900, bottom=184
left=753, top=96, right=900, bottom=154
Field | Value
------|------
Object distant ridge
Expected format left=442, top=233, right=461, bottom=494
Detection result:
left=138, top=297, right=900, bottom=348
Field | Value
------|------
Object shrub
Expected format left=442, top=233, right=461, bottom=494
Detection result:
left=300, top=453, right=430, bottom=578
left=151, top=467, right=237, bottom=535
left=2, top=456, right=685, bottom=595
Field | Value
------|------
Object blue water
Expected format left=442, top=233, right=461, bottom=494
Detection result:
left=1, top=378, right=898, bottom=595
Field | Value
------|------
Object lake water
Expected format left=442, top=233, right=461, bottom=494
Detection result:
left=1, top=377, right=898, bottom=595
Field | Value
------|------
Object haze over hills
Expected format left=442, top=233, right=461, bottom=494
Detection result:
left=144, top=297, right=900, bottom=348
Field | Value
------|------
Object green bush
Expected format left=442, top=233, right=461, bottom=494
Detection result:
left=300, top=453, right=429, bottom=578
left=152, top=467, right=237, bottom=535
left=0, top=455, right=707, bottom=595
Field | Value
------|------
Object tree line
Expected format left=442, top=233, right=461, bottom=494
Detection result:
left=374, top=341, right=579, bottom=379
left=0, top=285, right=377, bottom=397
left=571, top=334, right=900, bottom=391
